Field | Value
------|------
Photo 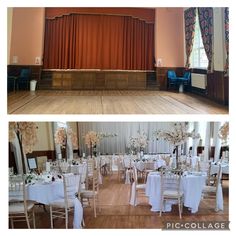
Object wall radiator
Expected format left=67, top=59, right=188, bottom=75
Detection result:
left=191, top=73, right=207, bottom=89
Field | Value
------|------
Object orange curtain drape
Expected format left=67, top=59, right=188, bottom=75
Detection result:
left=43, top=14, right=154, bottom=70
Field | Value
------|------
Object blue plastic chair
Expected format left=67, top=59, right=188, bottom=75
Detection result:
left=177, top=72, right=191, bottom=85
left=17, top=68, right=31, bottom=90
left=167, top=70, right=178, bottom=89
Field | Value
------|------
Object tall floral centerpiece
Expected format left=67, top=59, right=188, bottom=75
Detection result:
left=218, top=122, right=229, bottom=146
left=153, top=122, right=200, bottom=169
left=9, top=122, right=38, bottom=174
left=54, top=127, right=78, bottom=160
left=84, top=131, right=118, bottom=158
left=84, top=131, right=100, bottom=158
left=127, top=131, right=148, bottom=157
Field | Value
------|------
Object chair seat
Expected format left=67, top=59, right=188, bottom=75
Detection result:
left=50, top=198, right=75, bottom=208
left=9, top=201, right=35, bottom=214
left=163, top=190, right=183, bottom=198
left=136, top=184, right=146, bottom=190
left=202, top=185, right=217, bottom=193
left=81, top=190, right=98, bottom=198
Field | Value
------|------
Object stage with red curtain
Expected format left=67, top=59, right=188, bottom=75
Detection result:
left=42, top=8, right=155, bottom=90
left=43, top=8, right=154, bottom=70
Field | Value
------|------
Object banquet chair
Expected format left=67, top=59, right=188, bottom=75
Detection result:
left=9, top=175, right=36, bottom=229
left=143, top=162, right=155, bottom=183
left=117, top=158, right=125, bottom=182
left=123, top=157, right=132, bottom=168
left=49, top=174, right=81, bottom=228
left=198, top=160, right=212, bottom=186
left=201, top=164, right=222, bottom=212
left=85, top=158, right=96, bottom=189
left=17, top=68, right=31, bottom=90
left=59, top=161, right=70, bottom=174
left=80, top=169, right=100, bottom=217
left=159, top=170, right=184, bottom=219
left=107, top=156, right=113, bottom=178
left=71, top=163, right=87, bottom=190
left=130, top=166, right=146, bottom=206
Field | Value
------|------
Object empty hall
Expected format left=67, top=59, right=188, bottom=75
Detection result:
left=7, top=7, right=229, bottom=114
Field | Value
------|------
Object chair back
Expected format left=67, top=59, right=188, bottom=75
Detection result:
left=62, top=174, right=81, bottom=208
left=9, top=175, right=29, bottom=215
left=167, top=70, right=177, bottom=79
left=87, top=158, right=95, bottom=174
left=117, top=158, right=125, bottom=170
left=59, top=161, right=69, bottom=173
left=160, top=170, right=182, bottom=195
left=92, top=173, right=99, bottom=193
left=123, top=157, right=132, bottom=168
left=20, top=68, right=31, bottom=78
left=184, top=71, right=191, bottom=79
left=145, top=162, right=155, bottom=170
left=9, top=175, right=25, bottom=202
left=131, top=167, right=138, bottom=184
left=198, top=160, right=212, bottom=185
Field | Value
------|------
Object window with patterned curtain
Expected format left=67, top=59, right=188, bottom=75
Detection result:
left=198, top=8, right=214, bottom=72
left=190, top=12, right=208, bottom=69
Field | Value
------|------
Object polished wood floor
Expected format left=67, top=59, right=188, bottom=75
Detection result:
left=10, top=173, right=229, bottom=229
left=8, top=90, right=228, bottom=114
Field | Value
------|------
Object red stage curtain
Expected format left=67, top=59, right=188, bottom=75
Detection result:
left=43, top=14, right=154, bottom=70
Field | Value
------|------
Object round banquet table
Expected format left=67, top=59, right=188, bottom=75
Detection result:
left=211, top=163, right=229, bottom=175
left=26, top=179, right=83, bottom=228
left=144, top=172, right=207, bottom=213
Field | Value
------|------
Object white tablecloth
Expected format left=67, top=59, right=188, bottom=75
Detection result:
left=143, top=172, right=206, bottom=213
left=211, top=163, right=229, bottom=175
left=27, top=180, right=83, bottom=228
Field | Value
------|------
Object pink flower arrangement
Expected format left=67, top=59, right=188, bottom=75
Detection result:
left=9, top=122, right=38, bottom=154
left=154, top=122, right=200, bottom=146
left=84, top=131, right=118, bottom=148
left=54, top=127, right=78, bottom=149
left=127, top=131, right=148, bottom=151
left=218, top=122, right=229, bottom=145
left=84, top=131, right=100, bottom=148
left=54, top=127, right=67, bottom=148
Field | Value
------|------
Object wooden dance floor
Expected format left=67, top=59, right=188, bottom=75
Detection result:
left=8, top=90, right=228, bottom=114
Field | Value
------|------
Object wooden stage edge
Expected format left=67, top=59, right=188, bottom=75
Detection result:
left=40, top=69, right=157, bottom=90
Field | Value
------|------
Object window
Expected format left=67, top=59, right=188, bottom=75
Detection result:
left=190, top=13, right=208, bottom=69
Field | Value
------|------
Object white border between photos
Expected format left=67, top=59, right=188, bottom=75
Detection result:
left=0, top=0, right=235, bottom=236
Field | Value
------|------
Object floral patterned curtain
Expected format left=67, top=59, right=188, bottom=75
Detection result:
left=198, top=8, right=214, bottom=72
left=224, top=7, right=229, bottom=73
left=184, top=8, right=197, bottom=68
